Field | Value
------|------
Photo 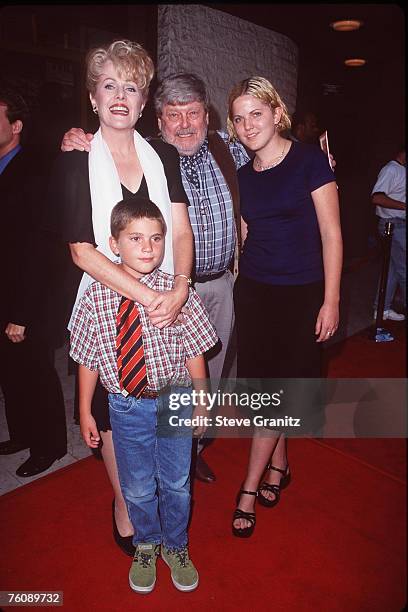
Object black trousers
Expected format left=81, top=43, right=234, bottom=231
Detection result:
left=0, top=332, right=67, bottom=458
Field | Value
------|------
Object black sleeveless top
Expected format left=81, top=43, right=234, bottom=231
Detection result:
left=47, top=138, right=187, bottom=246
left=45, top=137, right=187, bottom=337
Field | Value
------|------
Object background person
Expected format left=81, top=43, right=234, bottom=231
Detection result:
left=289, top=108, right=320, bottom=144
left=227, top=76, right=342, bottom=537
left=372, top=146, right=406, bottom=321
left=0, top=88, right=67, bottom=476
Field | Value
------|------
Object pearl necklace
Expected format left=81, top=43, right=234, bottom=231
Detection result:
left=254, top=142, right=287, bottom=171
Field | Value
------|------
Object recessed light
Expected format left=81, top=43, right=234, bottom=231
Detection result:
left=331, top=20, right=363, bottom=32
left=344, top=58, right=366, bottom=67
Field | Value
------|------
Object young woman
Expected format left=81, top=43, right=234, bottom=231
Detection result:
left=227, top=77, right=342, bottom=537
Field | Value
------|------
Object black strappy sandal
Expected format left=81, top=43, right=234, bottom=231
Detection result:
left=232, top=489, right=257, bottom=538
left=258, top=464, right=291, bottom=508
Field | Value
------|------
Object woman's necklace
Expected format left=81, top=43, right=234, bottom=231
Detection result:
left=254, top=141, right=287, bottom=171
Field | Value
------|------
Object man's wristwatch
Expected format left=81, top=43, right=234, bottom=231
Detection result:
left=175, top=274, right=192, bottom=286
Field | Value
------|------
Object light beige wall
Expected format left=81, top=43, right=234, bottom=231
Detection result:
left=157, top=4, right=298, bottom=129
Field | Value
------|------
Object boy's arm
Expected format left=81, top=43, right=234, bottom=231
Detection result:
left=78, top=364, right=101, bottom=448
left=186, top=354, right=210, bottom=438
left=182, top=287, right=219, bottom=437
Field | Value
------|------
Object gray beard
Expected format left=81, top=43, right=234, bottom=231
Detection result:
left=161, top=130, right=208, bottom=157
left=179, top=134, right=207, bottom=157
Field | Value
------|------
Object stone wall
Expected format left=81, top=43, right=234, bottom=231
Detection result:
left=157, top=4, right=298, bottom=129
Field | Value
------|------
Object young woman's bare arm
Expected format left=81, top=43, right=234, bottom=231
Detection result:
left=312, top=181, right=343, bottom=342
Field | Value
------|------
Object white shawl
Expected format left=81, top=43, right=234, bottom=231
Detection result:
left=68, top=129, right=174, bottom=328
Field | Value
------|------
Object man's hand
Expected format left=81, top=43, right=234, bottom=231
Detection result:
left=147, top=284, right=189, bottom=328
left=5, top=323, right=26, bottom=343
left=61, top=128, right=93, bottom=152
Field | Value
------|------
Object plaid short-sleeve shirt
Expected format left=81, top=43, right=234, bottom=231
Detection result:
left=69, top=268, right=218, bottom=392
left=180, top=131, right=249, bottom=276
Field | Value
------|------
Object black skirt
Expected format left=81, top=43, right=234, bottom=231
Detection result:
left=233, top=274, right=325, bottom=434
left=70, top=357, right=111, bottom=432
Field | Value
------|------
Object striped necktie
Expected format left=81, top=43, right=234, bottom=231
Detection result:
left=116, top=297, right=148, bottom=398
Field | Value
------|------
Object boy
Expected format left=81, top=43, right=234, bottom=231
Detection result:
left=69, top=196, right=218, bottom=594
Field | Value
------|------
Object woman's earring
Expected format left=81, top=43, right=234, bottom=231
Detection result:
left=92, top=106, right=98, bottom=115
left=139, top=111, right=143, bottom=118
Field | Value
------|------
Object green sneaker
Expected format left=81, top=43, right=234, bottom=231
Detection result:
left=129, top=543, right=160, bottom=594
left=161, top=545, right=199, bottom=592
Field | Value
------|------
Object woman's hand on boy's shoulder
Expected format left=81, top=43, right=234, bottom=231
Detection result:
left=147, top=285, right=189, bottom=328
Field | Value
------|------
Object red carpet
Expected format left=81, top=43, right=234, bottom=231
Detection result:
left=324, top=320, right=406, bottom=378
left=1, top=323, right=406, bottom=611
left=321, top=320, right=406, bottom=481
left=0, top=438, right=405, bottom=611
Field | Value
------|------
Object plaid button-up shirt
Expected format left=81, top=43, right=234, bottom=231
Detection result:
left=180, top=131, right=249, bottom=276
left=69, top=269, right=218, bottom=393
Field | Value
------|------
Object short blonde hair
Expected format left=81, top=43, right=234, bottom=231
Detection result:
left=86, top=39, right=154, bottom=99
left=227, top=76, right=291, bottom=141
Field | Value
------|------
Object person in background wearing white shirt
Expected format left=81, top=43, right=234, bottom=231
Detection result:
left=372, top=146, right=406, bottom=321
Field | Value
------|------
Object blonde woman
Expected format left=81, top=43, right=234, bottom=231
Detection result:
left=48, top=40, right=193, bottom=553
left=227, top=77, right=342, bottom=537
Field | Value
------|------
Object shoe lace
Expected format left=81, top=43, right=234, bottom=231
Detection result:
left=174, top=548, right=189, bottom=567
left=137, top=552, right=152, bottom=568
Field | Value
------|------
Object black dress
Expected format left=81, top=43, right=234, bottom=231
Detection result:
left=46, top=138, right=188, bottom=431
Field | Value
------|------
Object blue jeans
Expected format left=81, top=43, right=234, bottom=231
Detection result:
left=375, top=217, right=406, bottom=310
left=109, top=386, right=193, bottom=550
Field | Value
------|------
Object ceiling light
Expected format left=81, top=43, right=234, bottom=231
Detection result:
left=344, top=58, right=366, bottom=67
left=331, top=20, right=363, bottom=32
